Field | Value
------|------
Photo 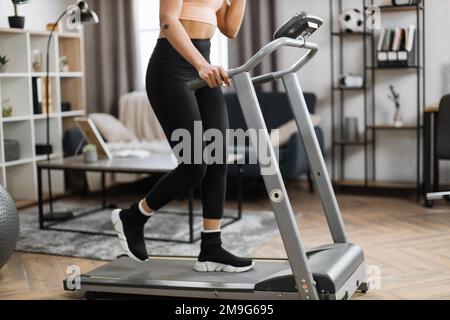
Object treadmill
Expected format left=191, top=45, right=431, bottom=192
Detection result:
left=64, top=12, right=369, bottom=300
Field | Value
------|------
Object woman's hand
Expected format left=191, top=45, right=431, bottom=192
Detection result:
left=197, top=63, right=231, bottom=88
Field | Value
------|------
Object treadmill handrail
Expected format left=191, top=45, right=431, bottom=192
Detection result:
left=187, top=37, right=318, bottom=91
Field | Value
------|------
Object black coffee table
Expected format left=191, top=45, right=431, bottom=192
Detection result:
left=37, top=154, right=243, bottom=243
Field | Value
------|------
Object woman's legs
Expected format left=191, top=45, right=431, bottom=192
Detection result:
left=142, top=85, right=229, bottom=230
left=203, top=219, right=222, bottom=230
left=112, top=61, right=208, bottom=262
left=141, top=200, right=153, bottom=214
left=193, top=86, right=254, bottom=273
left=195, top=86, right=229, bottom=229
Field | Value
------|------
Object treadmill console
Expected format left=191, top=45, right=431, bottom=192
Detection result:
left=274, top=12, right=323, bottom=40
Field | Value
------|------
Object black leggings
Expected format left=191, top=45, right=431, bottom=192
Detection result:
left=145, top=38, right=229, bottom=220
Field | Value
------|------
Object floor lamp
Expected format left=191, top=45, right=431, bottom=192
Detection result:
left=44, top=1, right=99, bottom=221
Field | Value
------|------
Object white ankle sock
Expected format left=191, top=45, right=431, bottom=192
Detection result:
left=138, top=200, right=153, bottom=217
left=202, top=229, right=221, bottom=234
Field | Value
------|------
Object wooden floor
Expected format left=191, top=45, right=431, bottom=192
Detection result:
left=1, top=183, right=450, bottom=300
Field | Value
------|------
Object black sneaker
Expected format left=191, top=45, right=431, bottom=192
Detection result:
left=195, top=232, right=254, bottom=273
left=111, top=203, right=150, bottom=262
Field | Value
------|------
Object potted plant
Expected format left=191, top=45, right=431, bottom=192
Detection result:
left=0, top=55, right=9, bottom=73
left=9, top=0, right=31, bottom=29
left=388, top=85, right=403, bottom=128
left=83, top=144, right=98, bottom=163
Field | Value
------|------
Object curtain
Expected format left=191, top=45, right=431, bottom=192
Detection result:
left=84, top=0, right=139, bottom=115
left=228, top=0, right=278, bottom=91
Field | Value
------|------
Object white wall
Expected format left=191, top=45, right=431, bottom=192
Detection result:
left=0, top=0, right=74, bottom=30
left=276, top=0, right=450, bottom=183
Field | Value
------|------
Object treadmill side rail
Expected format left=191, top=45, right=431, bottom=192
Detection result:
left=282, top=73, right=348, bottom=244
left=232, top=72, right=318, bottom=300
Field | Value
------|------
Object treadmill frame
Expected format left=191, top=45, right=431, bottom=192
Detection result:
left=231, top=69, right=349, bottom=300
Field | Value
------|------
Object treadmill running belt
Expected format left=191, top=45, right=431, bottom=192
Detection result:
left=82, top=257, right=291, bottom=291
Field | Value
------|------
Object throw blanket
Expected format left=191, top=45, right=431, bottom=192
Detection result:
left=87, top=93, right=171, bottom=192
left=119, top=92, right=167, bottom=141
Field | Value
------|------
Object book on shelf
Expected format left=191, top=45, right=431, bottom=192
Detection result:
left=382, top=27, right=393, bottom=51
left=376, top=25, right=416, bottom=67
left=377, top=28, right=386, bottom=51
left=32, top=77, right=55, bottom=114
left=32, top=77, right=42, bottom=114
left=405, top=24, right=416, bottom=52
left=392, top=27, right=402, bottom=51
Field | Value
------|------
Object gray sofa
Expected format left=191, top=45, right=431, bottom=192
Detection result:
left=225, top=91, right=324, bottom=193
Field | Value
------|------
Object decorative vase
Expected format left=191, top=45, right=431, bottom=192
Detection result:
left=8, top=16, right=25, bottom=29
left=393, top=107, right=403, bottom=128
left=32, top=49, right=43, bottom=72
left=2, top=99, right=13, bottom=118
left=344, top=117, right=360, bottom=141
left=60, top=56, right=70, bottom=73
left=83, top=150, right=98, bottom=163
left=0, top=65, right=6, bottom=73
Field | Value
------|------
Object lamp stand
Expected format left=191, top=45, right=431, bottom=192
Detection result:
left=43, top=9, right=74, bottom=221
left=42, top=1, right=98, bottom=221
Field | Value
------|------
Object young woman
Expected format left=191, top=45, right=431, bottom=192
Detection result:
left=111, top=0, right=253, bottom=273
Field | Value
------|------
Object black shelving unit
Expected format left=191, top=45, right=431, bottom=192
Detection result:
left=330, top=0, right=372, bottom=186
left=330, top=0, right=426, bottom=195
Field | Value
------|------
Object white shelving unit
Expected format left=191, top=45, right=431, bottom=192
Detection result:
left=0, top=27, right=86, bottom=204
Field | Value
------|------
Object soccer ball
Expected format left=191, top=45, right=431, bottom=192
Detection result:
left=340, top=8, right=364, bottom=33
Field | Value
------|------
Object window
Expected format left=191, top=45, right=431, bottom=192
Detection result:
left=136, top=0, right=229, bottom=88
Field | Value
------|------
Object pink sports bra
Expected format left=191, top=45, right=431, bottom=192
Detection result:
left=179, top=0, right=224, bottom=26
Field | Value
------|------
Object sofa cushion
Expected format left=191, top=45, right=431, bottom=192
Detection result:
left=89, top=113, right=137, bottom=143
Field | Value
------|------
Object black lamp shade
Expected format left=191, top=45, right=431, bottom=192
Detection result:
left=79, top=2, right=99, bottom=24
left=73, top=1, right=99, bottom=25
